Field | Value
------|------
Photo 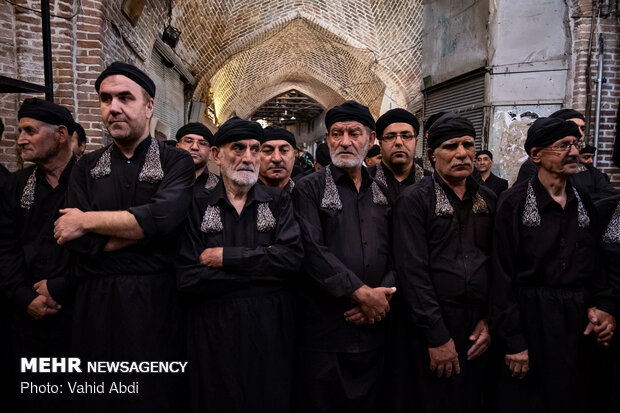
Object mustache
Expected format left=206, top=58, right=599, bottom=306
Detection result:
left=562, top=157, right=579, bottom=165
left=236, top=166, right=255, bottom=172
left=451, top=160, right=472, bottom=168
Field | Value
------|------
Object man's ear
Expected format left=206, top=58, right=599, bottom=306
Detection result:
left=211, top=146, right=222, bottom=166
left=530, top=148, right=542, bottom=165
left=56, top=125, right=69, bottom=143
left=145, top=98, right=154, bottom=119
left=368, top=131, right=376, bottom=150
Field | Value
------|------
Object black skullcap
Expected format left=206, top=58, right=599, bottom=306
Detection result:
left=549, top=108, right=585, bottom=122
left=325, top=100, right=375, bottom=132
left=424, top=111, right=446, bottom=134
left=475, top=150, right=493, bottom=160
left=175, top=122, right=214, bottom=144
left=366, top=144, right=381, bottom=158
left=524, top=117, right=581, bottom=155
left=580, top=144, right=596, bottom=154
left=0, top=118, right=3, bottom=137
left=315, top=142, right=332, bottom=167
left=212, top=117, right=263, bottom=147
left=427, top=112, right=476, bottom=149
left=18, top=98, right=75, bottom=135
left=74, top=122, right=86, bottom=145
left=376, top=108, right=420, bottom=139
left=95, top=61, right=156, bottom=98
left=262, top=126, right=297, bottom=148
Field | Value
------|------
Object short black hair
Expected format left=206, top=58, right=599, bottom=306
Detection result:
left=0, top=118, right=4, bottom=137
left=475, top=149, right=493, bottom=160
left=74, top=122, right=87, bottom=145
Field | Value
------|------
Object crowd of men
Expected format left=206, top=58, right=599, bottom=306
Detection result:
left=0, top=61, right=619, bottom=413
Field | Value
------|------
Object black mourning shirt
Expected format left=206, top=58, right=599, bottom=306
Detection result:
left=490, top=175, right=615, bottom=353
left=473, top=171, right=508, bottom=198
left=368, top=161, right=430, bottom=203
left=393, top=173, right=496, bottom=347
left=596, top=194, right=620, bottom=301
left=292, top=165, right=394, bottom=352
left=0, top=158, right=76, bottom=309
left=65, top=136, right=195, bottom=277
left=176, top=180, right=303, bottom=298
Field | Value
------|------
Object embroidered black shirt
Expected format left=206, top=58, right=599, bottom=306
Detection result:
left=490, top=175, right=615, bottom=353
left=64, top=136, right=195, bottom=277
left=176, top=180, right=303, bottom=298
left=292, top=165, right=394, bottom=352
left=0, top=158, right=76, bottom=309
left=393, top=173, right=496, bottom=347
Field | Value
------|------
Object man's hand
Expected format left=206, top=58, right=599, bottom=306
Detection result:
left=344, top=305, right=368, bottom=325
left=349, top=285, right=396, bottom=324
left=200, top=247, right=224, bottom=267
left=467, top=319, right=491, bottom=360
left=505, top=349, right=529, bottom=379
left=33, top=280, right=55, bottom=303
left=26, top=295, right=60, bottom=320
left=428, top=338, right=460, bottom=378
left=54, top=208, right=87, bottom=245
left=584, top=307, right=616, bottom=347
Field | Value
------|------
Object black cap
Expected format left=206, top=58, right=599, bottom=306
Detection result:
left=18, top=98, right=75, bottom=135
left=325, top=100, right=375, bottom=132
left=427, top=112, right=476, bottom=149
left=176, top=122, right=214, bottom=144
left=524, top=117, right=581, bottom=155
left=212, top=117, right=263, bottom=147
left=580, top=144, right=596, bottom=154
left=424, top=111, right=446, bottom=134
left=262, top=126, right=296, bottom=148
left=95, top=61, right=156, bottom=98
left=475, top=150, right=493, bottom=160
left=366, top=144, right=381, bottom=158
left=376, top=108, right=420, bottom=138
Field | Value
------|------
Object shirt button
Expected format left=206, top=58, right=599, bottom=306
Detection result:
left=125, top=184, right=130, bottom=189
left=561, top=262, right=567, bottom=270
left=127, top=160, right=131, bottom=164
left=560, top=238, right=566, bottom=247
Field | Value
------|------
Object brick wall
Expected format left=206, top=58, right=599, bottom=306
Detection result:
left=570, top=0, right=619, bottom=186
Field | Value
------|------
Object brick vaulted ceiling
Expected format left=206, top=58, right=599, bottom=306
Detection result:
left=170, top=0, right=424, bottom=121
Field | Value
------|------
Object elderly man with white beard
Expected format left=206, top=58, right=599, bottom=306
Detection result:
left=176, top=117, right=304, bottom=413
left=292, top=101, right=396, bottom=413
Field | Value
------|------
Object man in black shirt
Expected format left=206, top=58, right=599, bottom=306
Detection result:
left=596, top=194, right=620, bottom=413
left=515, top=109, right=617, bottom=201
left=491, top=117, right=616, bottom=413
left=53, top=62, right=195, bottom=412
left=0, top=98, right=76, bottom=411
left=474, top=149, right=508, bottom=197
left=393, top=112, right=495, bottom=413
left=368, top=108, right=429, bottom=203
left=176, top=121, right=219, bottom=190
left=177, top=117, right=303, bottom=413
left=293, top=100, right=396, bottom=412
left=259, top=126, right=296, bottom=192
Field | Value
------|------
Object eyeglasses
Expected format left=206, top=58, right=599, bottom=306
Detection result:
left=381, top=132, right=416, bottom=142
left=180, top=137, right=210, bottom=147
left=544, top=141, right=583, bottom=152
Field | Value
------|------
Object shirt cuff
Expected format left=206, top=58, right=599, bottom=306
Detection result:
left=324, top=272, right=365, bottom=298
left=13, top=287, right=39, bottom=312
left=426, top=319, right=451, bottom=347
left=505, top=334, right=528, bottom=355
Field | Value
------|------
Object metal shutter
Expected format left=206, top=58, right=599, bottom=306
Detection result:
left=148, top=50, right=185, bottom=140
left=423, top=70, right=487, bottom=151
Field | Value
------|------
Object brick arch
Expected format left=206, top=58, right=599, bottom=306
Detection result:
left=176, top=0, right=423, bottom=113
left=192, top=18, right=393, bottom=123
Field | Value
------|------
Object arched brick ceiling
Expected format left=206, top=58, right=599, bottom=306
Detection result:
left=171, top=0, right=423, bottom=120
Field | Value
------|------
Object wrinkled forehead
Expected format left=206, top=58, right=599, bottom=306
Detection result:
left=261, top=139, right=294, bottom=150
left=329, top=121, right=367, bottom=133
left=440, top=135, right=475, bottom=147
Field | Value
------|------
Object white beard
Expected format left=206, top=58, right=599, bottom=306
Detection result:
left=330, top=150, right=365, bottom=169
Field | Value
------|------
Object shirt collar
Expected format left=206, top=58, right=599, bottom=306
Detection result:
left=433, top=170, right=480, bottom=199
left=531, top=173, right=576, bottom=210
left=206, top=178, right=273, bottom=209
left=331, top=164, right=373, bottom=190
